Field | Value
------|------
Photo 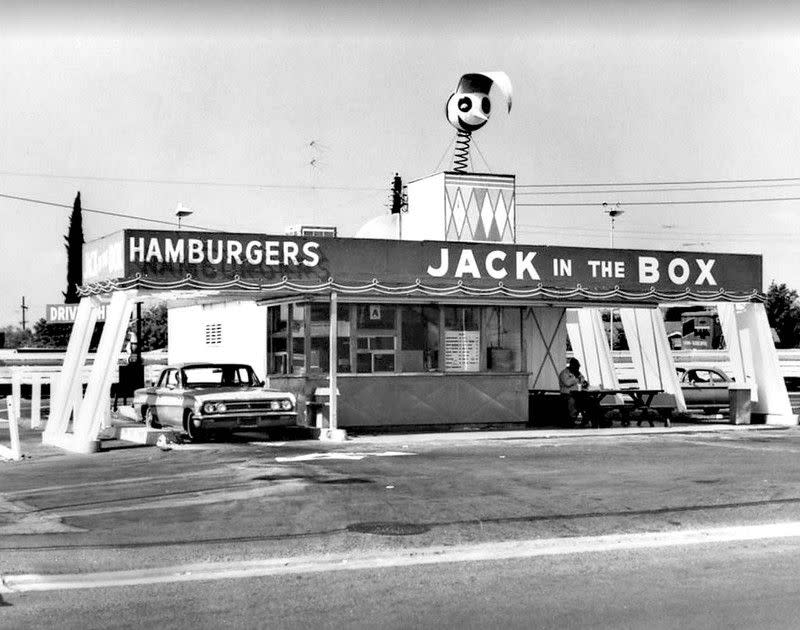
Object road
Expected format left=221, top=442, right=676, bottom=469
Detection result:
left=3, top=426, right=800, bottom=627
left=5, top=537, right=800, bottom=629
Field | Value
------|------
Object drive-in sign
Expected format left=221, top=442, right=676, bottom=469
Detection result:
left=82, top=229, right=762, bottom=296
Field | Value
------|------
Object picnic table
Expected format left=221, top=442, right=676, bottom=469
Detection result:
left=529, top=388, right=668, bottom=428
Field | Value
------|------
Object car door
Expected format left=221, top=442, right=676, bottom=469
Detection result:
left=155, top=368, right=184, bottom=427
left=682, top=368, right=726, bottom=408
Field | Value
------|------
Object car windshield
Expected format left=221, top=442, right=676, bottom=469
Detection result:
left=182, top=365, right=257, bottom=388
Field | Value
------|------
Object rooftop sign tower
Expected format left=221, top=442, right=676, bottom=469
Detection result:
left=401, top=71, right=516, bottom=244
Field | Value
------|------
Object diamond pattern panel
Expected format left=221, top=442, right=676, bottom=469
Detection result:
left=442, top=179, right=515, bottom=243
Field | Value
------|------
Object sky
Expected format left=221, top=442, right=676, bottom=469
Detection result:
left=2, top=1, right=800, bottom=326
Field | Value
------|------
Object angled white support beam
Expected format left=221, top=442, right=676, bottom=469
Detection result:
left=74, top=290, right=136, bottom=449
left=717, top=303, right=751, bottom=385
left=620, top=307, right=686, bottom=412
left=43, top=298, right=98, bottom=443
left=566, top=308, right=619, bottom=389
left=718, top=302, right=796, bottom=425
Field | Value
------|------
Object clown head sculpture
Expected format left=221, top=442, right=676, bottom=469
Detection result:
left=446, top=72, right=512, bottom=171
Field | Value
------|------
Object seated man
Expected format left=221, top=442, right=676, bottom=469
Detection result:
left=559, top=358, right=592, bottom=426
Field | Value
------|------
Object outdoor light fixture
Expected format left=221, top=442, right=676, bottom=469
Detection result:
left=175, top=203, right=193, bottom=230
left=602, top=202, right=624, bottom=248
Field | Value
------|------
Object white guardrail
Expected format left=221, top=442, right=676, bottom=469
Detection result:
left=0, top=366, right=95, bottom=429
left=0, top=397, right=22, bottom=460
left=611, top=349, right=800, bottom=384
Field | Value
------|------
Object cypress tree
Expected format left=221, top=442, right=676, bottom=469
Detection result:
left=63, top=191, right=84, bottom=303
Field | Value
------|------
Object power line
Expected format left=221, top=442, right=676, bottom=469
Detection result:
left=516, top=182, right=800, bottom=196
left=517, top=196, right=800, bottom=207
left=516, top=176, right=800, bottom=188
left=514, top=226, right=784, bottom=244
left=0, top=192, right=217, bottom=231
left=0, top=170, right=384, bottom=192
left=516, top=221, right=798, bottom=238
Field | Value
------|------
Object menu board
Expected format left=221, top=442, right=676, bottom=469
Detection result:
left=444, top=330, right=480, bottom=371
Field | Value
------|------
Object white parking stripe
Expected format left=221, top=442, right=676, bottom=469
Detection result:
left=4, top=522, right=800, bottom=593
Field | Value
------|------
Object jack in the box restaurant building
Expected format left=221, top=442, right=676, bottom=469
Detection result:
left=44, top=170, right=796, bottom=453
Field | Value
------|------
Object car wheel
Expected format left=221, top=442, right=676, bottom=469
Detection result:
left=184, top=410, right=205, bottom=442
left=144, top=406, right=159, bottom=429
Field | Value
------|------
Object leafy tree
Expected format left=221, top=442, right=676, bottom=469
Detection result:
left=764, top=282, right=800, bottom=348
left=135, top=302, right=168, bottom=351
left=63, top=191, right=84, bottom=304
left=31, top=318, right=71, bottom=348
left=30, top=318, right=104, bottom=350
left=0, top=325, right=33, bottom=349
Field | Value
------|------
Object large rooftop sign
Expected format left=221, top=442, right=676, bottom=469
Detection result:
left=82, top=229, right=763, bottom=302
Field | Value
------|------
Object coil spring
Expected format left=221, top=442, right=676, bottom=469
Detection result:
left=453, top=130, right=472, bottom=172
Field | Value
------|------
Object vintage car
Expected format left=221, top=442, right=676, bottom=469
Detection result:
left=678, top=366, right=732, bottom=413
left=133, top=362, right=296, bottom=440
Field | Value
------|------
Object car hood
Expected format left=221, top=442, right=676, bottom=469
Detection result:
left=190, top=387, right=295, bottom=403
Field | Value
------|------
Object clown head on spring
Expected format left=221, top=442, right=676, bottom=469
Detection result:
left=446, top=72, right=512, bottom=133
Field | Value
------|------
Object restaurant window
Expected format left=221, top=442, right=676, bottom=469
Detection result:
left=267, top=305, right=289, bottom=374
left=308, top=303, right=352, bottom=374
left=443, top=307, right=480, bottom=372
left=399, top=305, right=439, bottom=372
left=483, top=307, right=522, bottom=372
left=356, top=304, right=396, bottom=373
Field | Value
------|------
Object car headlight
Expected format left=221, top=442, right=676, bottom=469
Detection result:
left=203, top=402, right=217, bottom=414
left=216, top=402, right=227, bottom=413
left=270, top=400, right=281, bottom=411
left=281, top=399, right=293, bottom=411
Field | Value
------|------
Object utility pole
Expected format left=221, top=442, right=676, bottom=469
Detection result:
left=20, top=296, right=28, bottom=330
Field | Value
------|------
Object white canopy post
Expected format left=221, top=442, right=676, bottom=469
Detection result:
left=328, top=291, right=338, bottom=431
left=43, top=297, right=98, bottom=442
left=619, top=307, right=686, bottom=412
left=566, top=307, right=619, bottom=389
left=321, top=291, right=346, bottom=441
left=718, top=302, right=796, bottom=424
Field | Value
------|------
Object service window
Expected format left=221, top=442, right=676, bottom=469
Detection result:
left=308, top=303, right=352, bottom=374
left=267, top=305, right=289, bottom=375
left=356, top=304, right=397, bottom=373
left=399, top=305, right=439, bottom=372
left=443, top=307, right=481, bottom=372
left=483, top=306, right=522, bottom=372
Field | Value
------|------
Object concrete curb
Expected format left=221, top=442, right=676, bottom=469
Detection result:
left=115, top=426, right=170, bottom=446
left=345, top=423, right=794, bottom=445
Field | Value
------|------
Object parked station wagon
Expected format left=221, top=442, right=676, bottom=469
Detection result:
left=133, top=363, right=297, bottom=441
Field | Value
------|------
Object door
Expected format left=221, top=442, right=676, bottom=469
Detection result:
left=154, top=368, right=184, bottom=427
left=681, top=368, right=729, bottom=408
